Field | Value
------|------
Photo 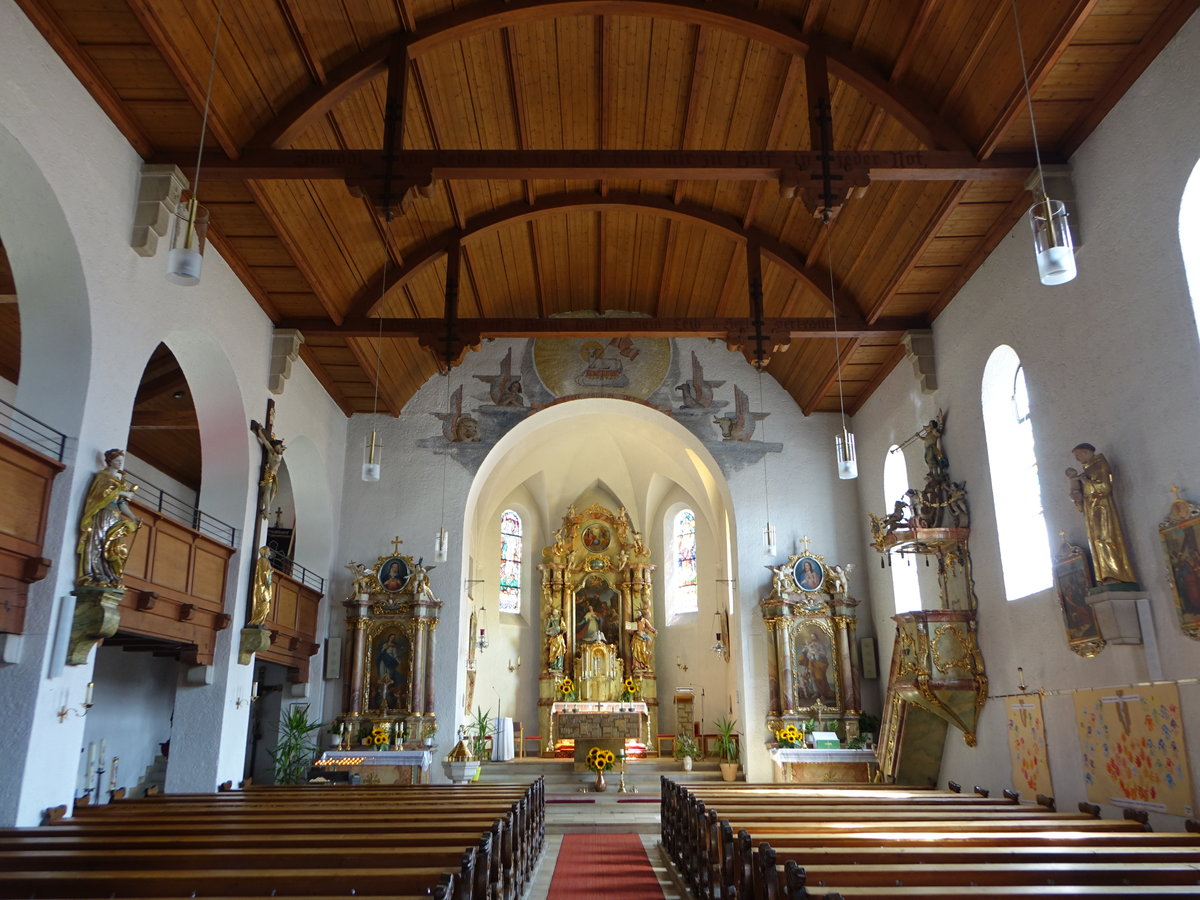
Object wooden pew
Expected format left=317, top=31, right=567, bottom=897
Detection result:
left=660, top=779, right=1200, bottom=900
left=9, top=778, right=545, bottom=900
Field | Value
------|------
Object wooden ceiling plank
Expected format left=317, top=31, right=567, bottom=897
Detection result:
left=346, top=337, right=401, bottom=416
left=125, top=0, right=242, bottom=158
left=977, top=0, right=1101, bottom=159
left=671, top=23, right=706, bottom=205
left=13, top=0, right=155, bottom=157
left=848, top=342, right=906, bottom=415
left=891, top=0, right=942, bottom=84
left=1060, top=0, right=1200, bottom=156
left=299, top=342, right=356, bottom=417
left=742, top=53, right=804, bottom=229
left=501, top=26, right=536, bottom=206
left=245, top=182, right=343, bottom=325
left=276, top=0, right=327, bottom=85
left=205, top=224, right=283, bottom=323
left=800, top=336, right=859, bottom=416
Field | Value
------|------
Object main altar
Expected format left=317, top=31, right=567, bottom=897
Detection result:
left=537, top=504, right=660, bottom=754
left=326, top=540, right=442, bottom=780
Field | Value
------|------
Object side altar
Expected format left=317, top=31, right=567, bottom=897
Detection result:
left=537, top=505, right=660, bottom=753
left=328, top=541, right=442, bottom=761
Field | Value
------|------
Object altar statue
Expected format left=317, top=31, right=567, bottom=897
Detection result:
left=1067, top=443, right=1138, bottom=584
left=627, top=609, right=657, bottom=673
left=545, top=608, right=566, bottom=673
left=76, top=449, right=141, bottom=588
left=247, top=546, right=273, bottom=626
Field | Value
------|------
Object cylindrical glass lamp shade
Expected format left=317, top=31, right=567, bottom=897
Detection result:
left=1028, top=198, right=1077, bottom=285
left=434, top=526, right=449, bottom=562
left=165, top=198, right=210, bottom=286
left=836, top=429, right=858, bottom=480
left=762, top=521, right=777, bottom=557
left=362, top=429, right=381, bottom=482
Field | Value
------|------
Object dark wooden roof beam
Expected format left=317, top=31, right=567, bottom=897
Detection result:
left=156, top=148, right=1047, bottom=184
left=276, top=314, right=926, bottom=341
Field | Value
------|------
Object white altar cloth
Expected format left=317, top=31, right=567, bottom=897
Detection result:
left=491, top=717, right=515, bottom=761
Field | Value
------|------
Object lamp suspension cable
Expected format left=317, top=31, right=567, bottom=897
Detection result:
left=757, top=369, right=777, bottom=556
left=166, top=0, right=224, bottom=285
left=434, top=371, right=450, bottom=562
left=824, top=222, right=858, bottom=480
left=1011, top=0, right=1077, bottom=285
left=362, top=259, right=386, bottom=482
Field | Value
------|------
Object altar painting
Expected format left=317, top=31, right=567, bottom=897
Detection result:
left=366, top=625, right=414, bottom=714
left=791, top=620, right=839, bottom=709
left=1054, top=545, right=1105, bottom=657
left=1005, top=694, right=1052, bottom=798
left=1073, top=684, right=1194, bottom=817
left=1159, top=493, right=1200, bottom=640
left=575, top=573, right=620, bottom=647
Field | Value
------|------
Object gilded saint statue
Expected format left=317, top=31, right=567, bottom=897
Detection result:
left=1067, top=443, right=1138, bottom=585
left=76, top=449, right=141, bottom=588
left=248, top=546, right=273, bottom=626
left=545, top=607, right=566, bottom=673
left=627, top=609, right=657, bottom=673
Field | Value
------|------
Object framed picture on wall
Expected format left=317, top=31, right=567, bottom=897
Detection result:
left=1052, top=538, right=1105, bottom=657
left=792, top=556, right=825, bottom=593
left=1159, top=490, right=1200, bottom=641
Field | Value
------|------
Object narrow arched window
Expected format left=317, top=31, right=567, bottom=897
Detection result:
left=498, top=509, right=522, bottom=614
left=883, top=446, right=922, bottom=613
left=668, top=509, right=698, bottom=619
left=982, top=346, right=1053, bottom=600
left=1181, top=158, right=1200, bottom=335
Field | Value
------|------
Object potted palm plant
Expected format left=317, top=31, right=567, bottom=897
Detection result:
left=714, top=716, right=740, bottom=782
left=673, top=732, right=700, bottom=772
left=469, top=706, right=492, bottom=779
left=269, top=705, right=322, bottom=784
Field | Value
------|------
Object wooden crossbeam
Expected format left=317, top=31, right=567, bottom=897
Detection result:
left=274, top=314, right=926, bottom=340
left=150, top=149, right=1045, bottom=183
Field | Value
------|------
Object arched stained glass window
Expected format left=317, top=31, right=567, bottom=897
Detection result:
left=499, top=509, right=522, bottom=614
left=668, top=509, right=698, bottom=618
left=982, top=346, right=1053, bottom=600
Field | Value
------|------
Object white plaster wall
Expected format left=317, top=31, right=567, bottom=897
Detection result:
left=854, top=10, right=1200, bottom=828
left=330, top=336, right=872, bottom=782
left=0, top=0, right=346, bottom=823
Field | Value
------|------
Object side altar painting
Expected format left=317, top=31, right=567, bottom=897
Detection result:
left=538, top=504, right=659, bottom=754
left=760, top=542, right=861, bottom=740
left=329, top=540, right=441, bottom=757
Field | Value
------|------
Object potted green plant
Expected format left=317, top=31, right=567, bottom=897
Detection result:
left=713, top=716, right=740, bottom=781
left=859, top=712, right=880, bottom=748
left=673, top=732, right=700, bottom=772
left=470, top=706, right=493, bottom=765
left=269, top=705, right=322, bottom=784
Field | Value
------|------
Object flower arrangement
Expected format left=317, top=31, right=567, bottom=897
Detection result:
left=774, top=724, right=803, bottom=748
left=585, top=746, right=617, bottom=772
left=556, top=676, right=576, bottom=700
left=619, top=677, right=640, bottom=702
left=369, top=725, right=390, bottom=749
left=673, top=732, right=700, bottom=760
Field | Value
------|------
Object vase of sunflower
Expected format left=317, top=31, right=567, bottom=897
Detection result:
left=369, top=724, right=391, bottom=752
left=585, top=746, right=616, bottom=792
left=618, top=677, right=640, bottom=709
left=556, top=676, right=577, bottom=703
left=774, top=723, right=803, bottom=749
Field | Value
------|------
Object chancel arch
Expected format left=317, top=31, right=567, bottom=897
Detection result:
left=460, top=397, right=738, bottom=757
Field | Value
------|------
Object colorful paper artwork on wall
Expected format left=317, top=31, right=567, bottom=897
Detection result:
left=1073, top=684, right=1194, bottom=817
left=1005, top=694, right=1053, bottom=799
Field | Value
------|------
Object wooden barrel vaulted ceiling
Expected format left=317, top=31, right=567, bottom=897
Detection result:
left=14, top=0, right=1197, bottom=417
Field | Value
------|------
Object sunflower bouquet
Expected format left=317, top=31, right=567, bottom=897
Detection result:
left=369, top=725, right=390, bottom=749
left=619, top=677, right=641, bottom=702
left=774, top=724, right=803, bottom=748
left=585, top=746, right=617, bottom=772
left=556, top=676, right=577, bottom=701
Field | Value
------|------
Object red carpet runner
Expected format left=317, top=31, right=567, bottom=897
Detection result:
left=546, top=833, right=664, bottom=899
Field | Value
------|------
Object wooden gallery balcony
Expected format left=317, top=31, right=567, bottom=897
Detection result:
left=0, top=419, right=66, bottom=636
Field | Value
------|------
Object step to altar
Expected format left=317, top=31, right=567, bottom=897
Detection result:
left=473, top=756, right=738, bottom=834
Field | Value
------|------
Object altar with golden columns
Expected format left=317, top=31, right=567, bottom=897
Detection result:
left=537, top=504, right=659, bottom=755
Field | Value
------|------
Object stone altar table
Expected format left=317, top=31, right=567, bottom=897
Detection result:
left=550, top=701, right=649, bottom=770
